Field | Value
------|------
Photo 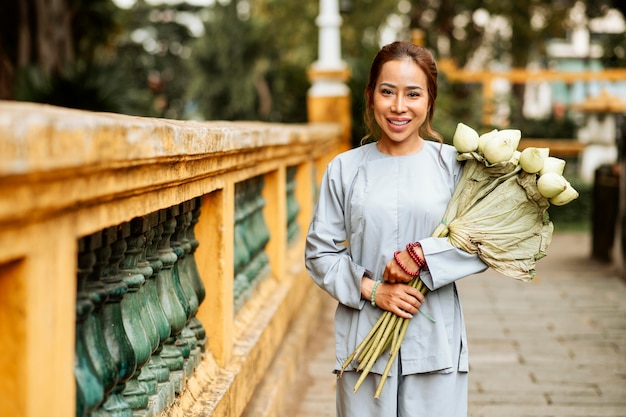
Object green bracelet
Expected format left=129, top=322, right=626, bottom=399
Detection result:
left=370, top=280, right=382, bottom=307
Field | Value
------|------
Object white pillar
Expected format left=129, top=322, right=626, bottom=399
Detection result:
left=309, top=0, right=349, bottom=97
left=307, top=0, right=351, bottom=146
left=315, top=0, right=343, bottom=70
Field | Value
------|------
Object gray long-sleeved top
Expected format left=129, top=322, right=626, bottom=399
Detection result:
left=305, top=140, right=488, bottom=376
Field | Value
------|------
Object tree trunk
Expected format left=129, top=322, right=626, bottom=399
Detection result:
left=18, top=0, right=32, bottom=67
left=34, top=0, right=73, bottom=75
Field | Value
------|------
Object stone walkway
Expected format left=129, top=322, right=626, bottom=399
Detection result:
left=290, top=231, right=626, bottom=417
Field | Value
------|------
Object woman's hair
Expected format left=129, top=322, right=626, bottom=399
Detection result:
left=361, top=41, right=443, bottom=145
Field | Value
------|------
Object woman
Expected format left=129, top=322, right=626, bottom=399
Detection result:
left=304, top=41, right=488, bottom=417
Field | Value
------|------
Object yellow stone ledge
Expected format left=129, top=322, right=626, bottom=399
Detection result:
left=0, top=101, right=340, bottom=238
left=0, top=101, right=340, bottom=174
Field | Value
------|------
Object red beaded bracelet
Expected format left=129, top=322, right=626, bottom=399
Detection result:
left=406, top=242, right=426, bottom=270
left=393, top=250, right=420, bottom=276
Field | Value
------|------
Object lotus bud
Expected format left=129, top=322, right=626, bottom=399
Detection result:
left=453, top=123, right=480, bottom=153
left=482, top=130, right=517, bottom=164
left=539, top=157, right=566, bottom=176
left=537, top=148, right=550, bottom=158
left=519, top=147, right=545, bottom=173
left=477, top=129, right=498, bottom=154
left=550, top=183, right=579, bottom=206
left=537, top=172, right=569, bottom=198
left=498, top=129, right=522, bottom=151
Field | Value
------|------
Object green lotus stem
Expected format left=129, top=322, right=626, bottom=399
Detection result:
left=353, top=314, right=399, bottom=393
left=357, top=323, right=387, bottom=363
left=356, top=312, right=393, bottom=371
left=390, top=319, right=400, bottom=355
left=376, top=318, right=411, bottom=398
left=341, top=306, right=390, bottom=371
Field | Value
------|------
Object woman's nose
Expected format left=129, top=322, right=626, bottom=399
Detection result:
left=392, top=96, right=406, bottom=112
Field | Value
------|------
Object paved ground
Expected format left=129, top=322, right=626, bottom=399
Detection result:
left=291, top=231, right=626, bottom=417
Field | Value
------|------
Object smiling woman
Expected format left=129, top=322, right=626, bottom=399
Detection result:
left=305, top=41, right=488, bottom=417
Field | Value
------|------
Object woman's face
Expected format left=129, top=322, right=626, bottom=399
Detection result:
left=373, top=58, right=430, bottom=147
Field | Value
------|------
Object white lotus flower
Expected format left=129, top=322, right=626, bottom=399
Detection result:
left=537, top=172, right=569, bottom=198
left=519, top=147, right=547, bottom=174
left=453, top=123, right=480, bottom=153
left=550, top=183, right=579, bottom=206
left=482, top=130, right=520, bottom=164
left=477, top=129, right=498, bottom=154
left=539, top=157, right=566, bottom=176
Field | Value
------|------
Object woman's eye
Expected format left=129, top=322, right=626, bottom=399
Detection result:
left=381, top=88, right=393, bottom=95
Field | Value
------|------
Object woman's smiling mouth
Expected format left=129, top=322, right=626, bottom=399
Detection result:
left=388, top=119, right=410, bottom=126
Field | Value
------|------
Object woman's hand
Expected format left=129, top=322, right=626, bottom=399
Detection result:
left=383, top=249, right=420, bottom=284
left=363, top=278, right=424, bottom=319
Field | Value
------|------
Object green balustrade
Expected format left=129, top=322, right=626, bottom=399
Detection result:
left=233, top=176, right=271, bottom=311
left=286, top=166, right=300, bottom=245
left=186, top=198, right=207, bottom=351
left=95, top=227, right=135, bottom=417
left=144, top=211, right=176, bottom=412
left=75, top=199, right=207, bottom=416
left=76, top=237, right=105, bottom=416
left=75, top=296, right=104, bottom=417
left=82, top=233, right=119, bottom=399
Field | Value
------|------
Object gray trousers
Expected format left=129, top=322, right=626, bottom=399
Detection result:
left=336, top=366, right=468, bottom=417
left=336, top=310, right=468, bottom=417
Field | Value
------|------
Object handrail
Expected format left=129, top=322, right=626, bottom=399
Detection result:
left=0, top=101, right=342, bottom=417
left=519, top=138, right=585, bottom=158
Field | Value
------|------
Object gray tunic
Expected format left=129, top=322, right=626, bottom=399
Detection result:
left=305, top=140, right=488, bottom=377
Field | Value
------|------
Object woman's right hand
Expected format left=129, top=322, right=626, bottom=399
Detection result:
left=362, top=278, right=424, bottom=319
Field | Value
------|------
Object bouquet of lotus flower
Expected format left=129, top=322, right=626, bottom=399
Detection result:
left=343, top=122, right=579, bottom=397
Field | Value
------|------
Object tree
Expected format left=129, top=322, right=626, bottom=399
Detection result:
left=405, top=0, right=624, bottom=132
left=189, top=0, right=318, bottom=122
left=0, top=0, right=124, bottom=108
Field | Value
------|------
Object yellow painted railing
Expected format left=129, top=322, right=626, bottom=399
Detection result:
left=0, top=101, right=342, bottom=417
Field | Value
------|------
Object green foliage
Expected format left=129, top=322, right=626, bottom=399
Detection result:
left=188, top=0, right=318, bottom=122
left=433, top=80, right=484, bottom=144
left=190, top=2, right=261, bottom=120
left=14, top=64, right=132, bottom=113
left=3, top=0, right=624, bottom=129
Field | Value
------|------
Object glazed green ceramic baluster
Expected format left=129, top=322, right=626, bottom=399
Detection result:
left=171, top=202, right=197, bottom=319
left=112, top=222, right=150, bottom=410
left=234, top=180, right=252, bottom=309
left=82, top=232, right=119, bottom=399
left=172, top=202, right=201, bottom=375
left=75, top=238, right=105, bottom=416
left=286, top=166, right=300, bottom=245
left=129, top=217, right=159, bottom=353
left=143, top=211, right=175, bottom=414
left=186, top=198, right=207, bottom=350
left=233, top=181, right=252, bottom=312
left=158, top=209, right=187, bottom=335
left=121, top=218, right=161, bottom=414
left=155, top=209, right=186, bottom=393
left=95, top=226, right=134, bottom=417
left=168, top=203, right=199, bottom=380
left=75, top=296, right=104, bottom=417
left=248, top=176, right=270, bottom=281
left=187, top=197, right=206, bottom=305
left=144, top=212, right=172, bottom=347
